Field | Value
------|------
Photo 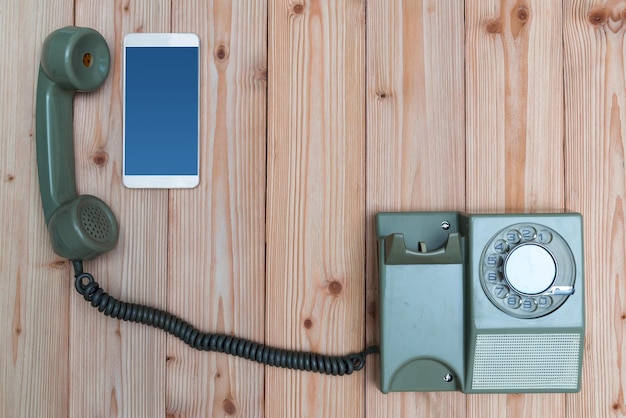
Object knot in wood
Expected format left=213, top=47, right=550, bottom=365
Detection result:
left=222, top=399, right=237, bottom=415
left=92, top=151, right=108, bottom=167
left=588, top=8, right=608, bottom=26
left=485, top=19, right=502, bottom=34
left=292, top=3, right=305, bottom=15
left=516, top=5, right=529, bottom=23
left=215, top=45, right=228, bottom=62
left=328, top=280, right=343, bottom=295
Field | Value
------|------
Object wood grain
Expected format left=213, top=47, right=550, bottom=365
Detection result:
left=466, top=0, right=565, bottom=214
left=167, top=1, right=267, bottom=417
left=564, top=1, right=626, bottom=417
left=465, top=1, right=565, bottom=417
left=266, top=0, right=366, bottom=417
left=70, top=2, right=170, bottom=417
left=365, top=0, right=466, bottom=417
left=0, top=1, right=73, bottom=417
left=3, top=0, right=626, bottom=416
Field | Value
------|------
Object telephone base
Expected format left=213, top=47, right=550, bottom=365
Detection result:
left=377, top=212, right=584, bottom=394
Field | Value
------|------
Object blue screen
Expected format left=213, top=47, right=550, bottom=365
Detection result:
left=124, top=46, right=199, bottom=175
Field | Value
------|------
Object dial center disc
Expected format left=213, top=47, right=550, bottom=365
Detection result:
left=504, top=243, right=556, bottom=295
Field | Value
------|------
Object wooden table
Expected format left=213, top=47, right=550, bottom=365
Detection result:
left=1, top=1, right=623, bottom=417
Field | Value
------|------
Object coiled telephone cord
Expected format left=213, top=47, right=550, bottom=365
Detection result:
left=72, top=260, right=378, bottom=376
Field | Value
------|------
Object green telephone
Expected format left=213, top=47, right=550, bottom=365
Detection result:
left=377, top=212, right=585, bottom=393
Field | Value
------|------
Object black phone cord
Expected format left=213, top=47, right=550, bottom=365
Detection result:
left=72, top=260, right=378, bottom=376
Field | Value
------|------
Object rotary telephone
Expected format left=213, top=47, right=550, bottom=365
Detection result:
left=35, top=27, right=584, bottom=394
left=377, top=212, right=584, bottom=393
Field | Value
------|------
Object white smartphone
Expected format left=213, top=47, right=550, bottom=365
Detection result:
left=122, top=33, right=200, bottom=188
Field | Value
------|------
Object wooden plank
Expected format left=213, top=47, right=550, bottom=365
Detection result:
left=466, top=0, right=564, bottom=213
left=266, top=0, right=366, bottom=416
left=166, top=1, right=267, bottom=416
left=564, top=1, right=626, bottom=416
left=0, top=1, right=73, bottom=417
left=365, top=0, right=466, bottom=417
left=465, top=0, right=565, bottom=417
left=70, top=2, right=170, bottom=417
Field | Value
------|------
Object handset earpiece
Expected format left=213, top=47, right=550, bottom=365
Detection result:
left=36, top=26, right=119, bottom=260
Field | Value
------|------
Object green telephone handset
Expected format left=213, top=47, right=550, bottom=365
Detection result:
left=36, top=26, right=119, bottom=260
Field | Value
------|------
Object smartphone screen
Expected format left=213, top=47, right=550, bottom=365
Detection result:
left=123, top=33, right=200, bottom=188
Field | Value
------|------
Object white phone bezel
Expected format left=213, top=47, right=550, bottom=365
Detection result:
left=122, top=33, right=200, bottom=189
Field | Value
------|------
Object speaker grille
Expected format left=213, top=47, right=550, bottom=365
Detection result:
left=81, top=205, right=112, bottom=242
left=472, top=333, right=581, bottom=391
